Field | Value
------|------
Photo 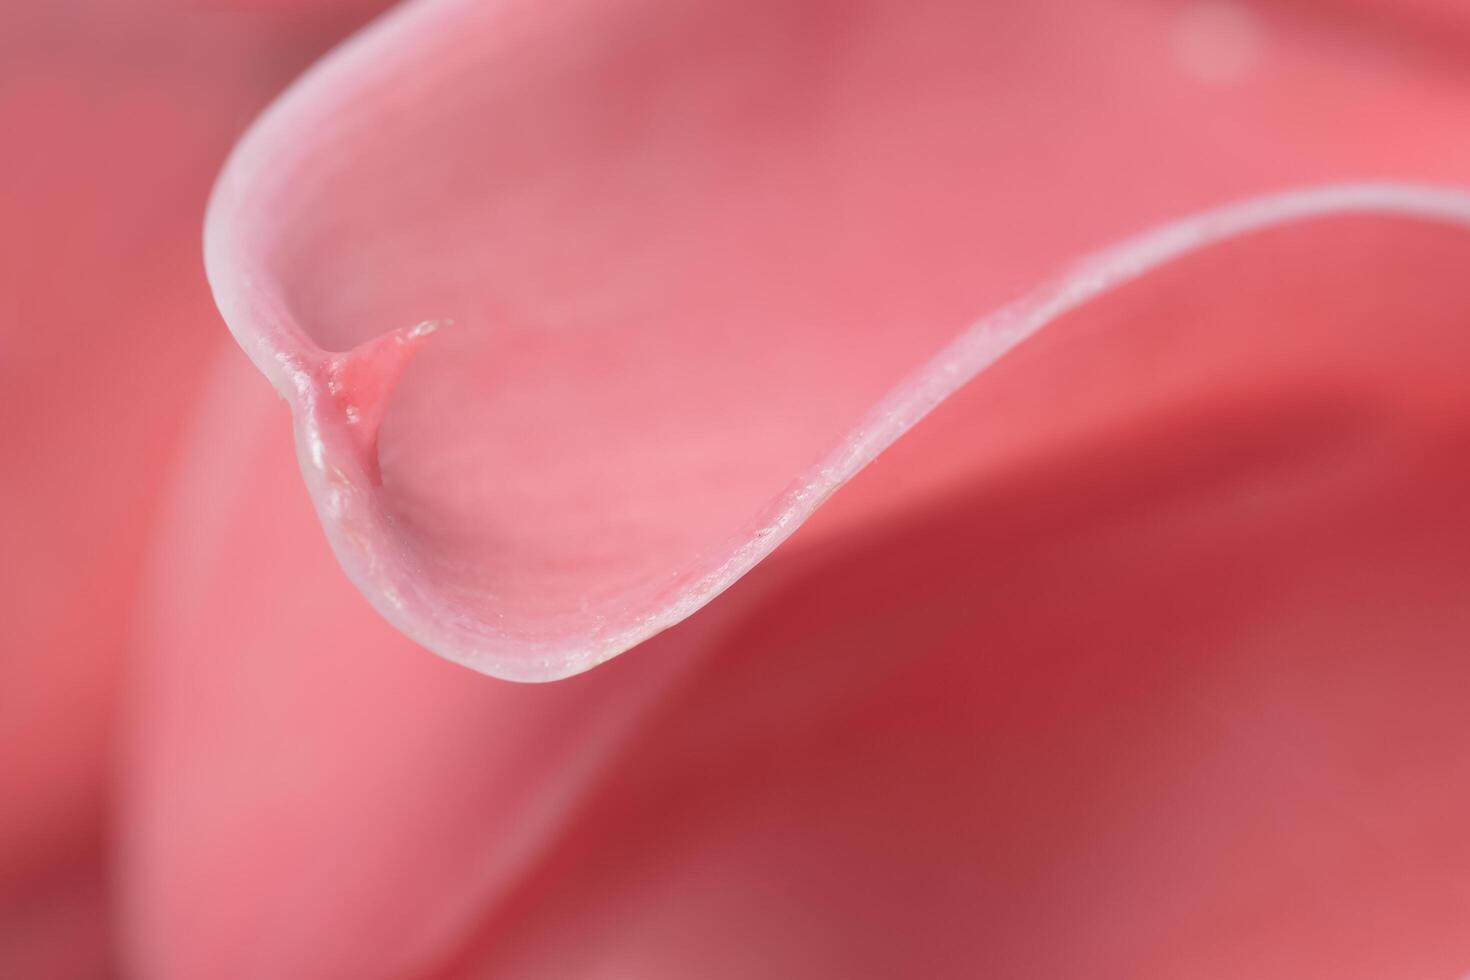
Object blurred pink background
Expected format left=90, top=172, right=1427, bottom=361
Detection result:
left=1, top=2, right=391, bottom=973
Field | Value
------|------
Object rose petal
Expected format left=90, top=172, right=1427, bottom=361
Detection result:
left=204, top=0, right=1470, bottom=679
left=128, top=211, right=1470, bottom=977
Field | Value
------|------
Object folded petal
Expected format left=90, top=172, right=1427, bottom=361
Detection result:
left=204, top=0, right=1470, bottom=679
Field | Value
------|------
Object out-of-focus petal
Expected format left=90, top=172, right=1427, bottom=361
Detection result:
left=122, top=353, right=719, bottom=979
left=127, top=211, right=1470, bottom=977
left=0, top=3, right=387, bottom=973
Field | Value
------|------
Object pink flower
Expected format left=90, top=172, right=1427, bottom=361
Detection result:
left=6, top=0, right=1470, bottom=976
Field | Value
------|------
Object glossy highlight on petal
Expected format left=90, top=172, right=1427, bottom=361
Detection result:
left=322, top=318, right=443, bottom=480
left=204, top=0, right=1470, bottom=679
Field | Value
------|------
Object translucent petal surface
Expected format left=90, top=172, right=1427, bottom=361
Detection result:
left=205, top=0, right=1470, bottom=679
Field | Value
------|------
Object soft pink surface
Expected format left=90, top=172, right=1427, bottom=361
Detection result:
left=129, top=216, right=1470, bottom=978
left=0, top=2, right=386, bottom=975
left=5, top=0, right=1470, bottom=977
left=204, top=0, right=1470, bottom=678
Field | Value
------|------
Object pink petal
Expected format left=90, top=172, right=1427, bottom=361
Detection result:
left=205, top=0, right=1470, bottom=679
left=127, top=208, right=1470, bottom=976
left=101, top=0, right=1470, bottom=975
